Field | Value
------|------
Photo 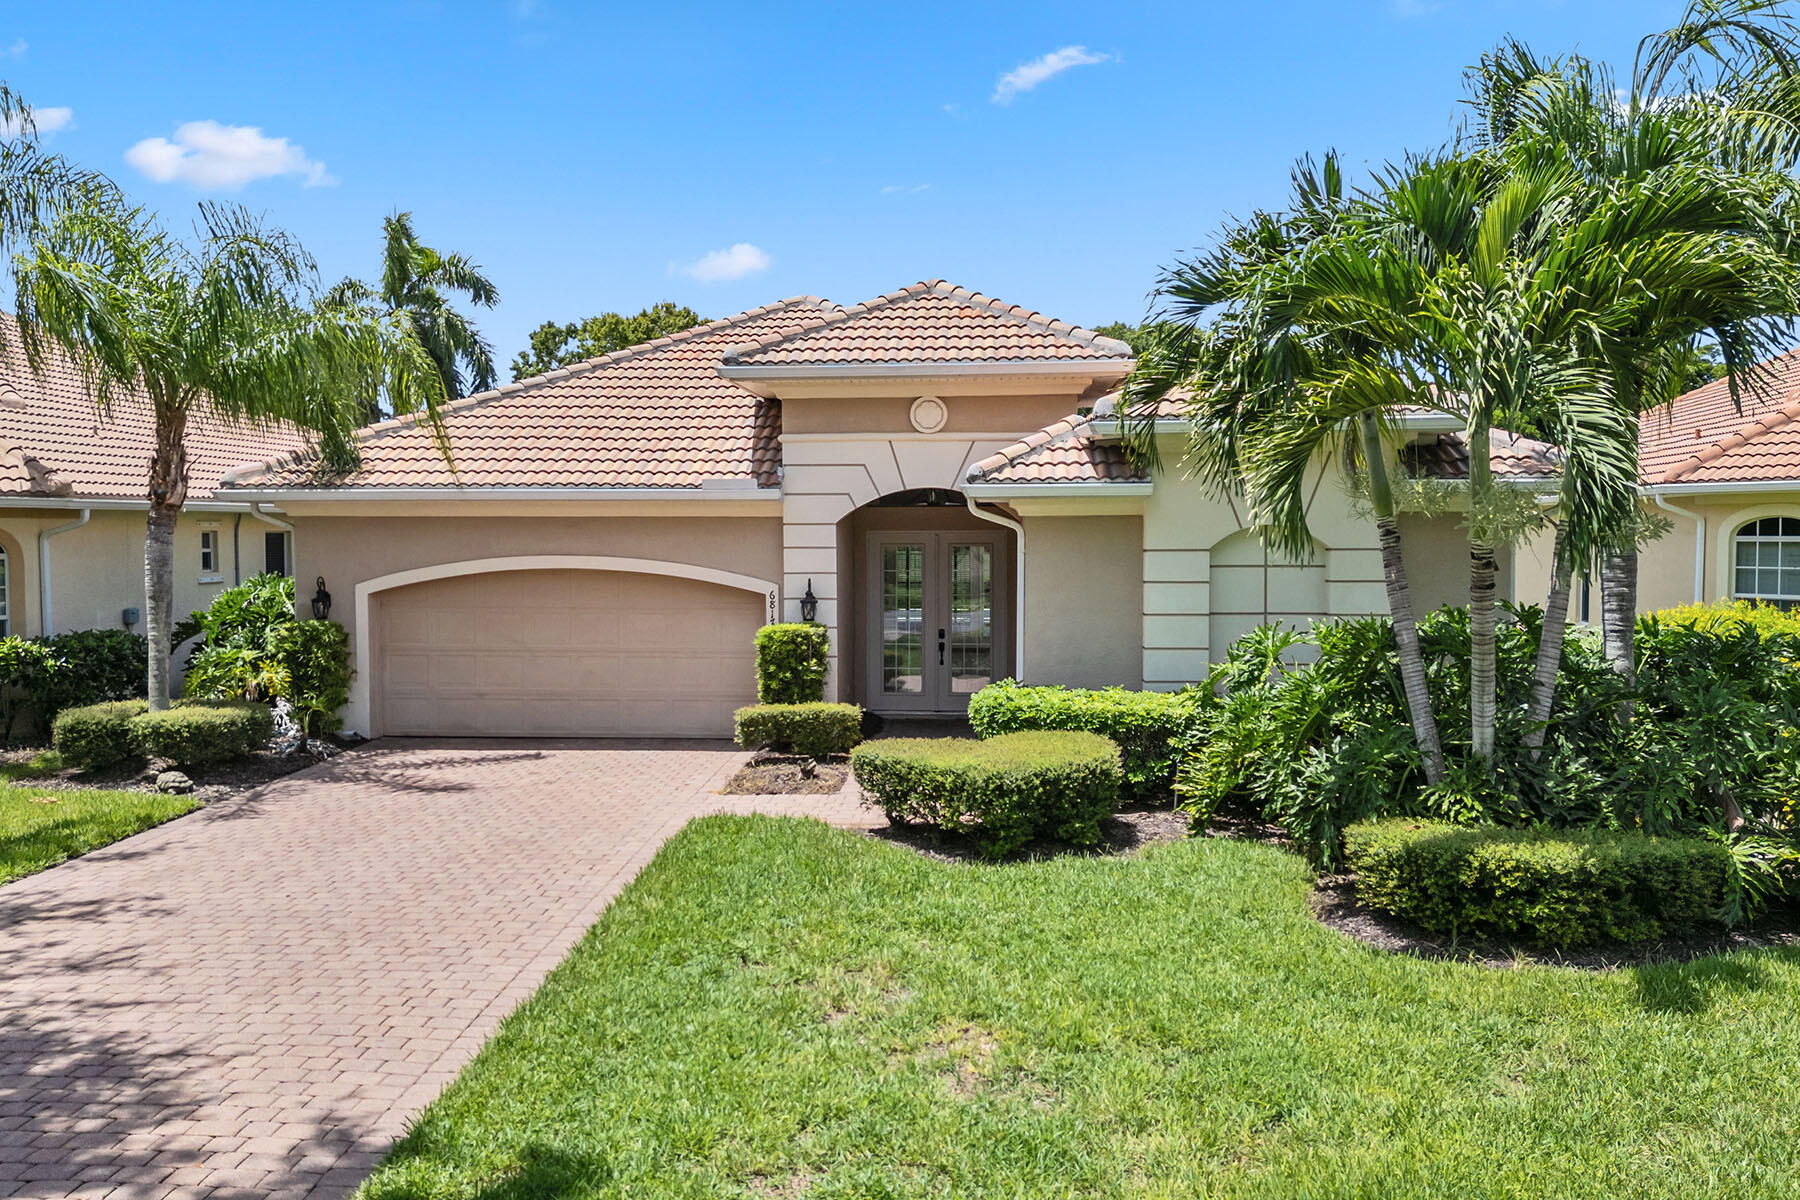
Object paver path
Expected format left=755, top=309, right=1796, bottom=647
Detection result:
left=0, top=739, right=874, bottom=1199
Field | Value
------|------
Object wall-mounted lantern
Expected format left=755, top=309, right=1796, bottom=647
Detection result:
left=311, top=576, right=333, bottom=621
left=800, top=580, right=818, bottom=623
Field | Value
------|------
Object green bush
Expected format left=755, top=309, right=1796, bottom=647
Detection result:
left=269, top=620, right=352, bottom=735
left=1345, top=819, right=1731, bottom=947
left=0, top=638, right=60, bottom=741
left=182, top=576, right=351, bottom=732
left=0, top=630, right=147, bottom=741
left=1653, top=599, right=1800, bottom=641
left=754, top=623, right=830, bottom=704
left=52, top=700, right=149, bottom=770
left=734, top=702, right=864, bottom=757
left=131, top=701, right=275, bottom=768
left=968, top=679, right=1203, bottom=803
left=852, top=731, right=1122, bottom=858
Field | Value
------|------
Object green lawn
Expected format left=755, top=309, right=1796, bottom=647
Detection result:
left=360, top=817, right=1800, bottom=1200
left=0, top=781, right=199, bottom=886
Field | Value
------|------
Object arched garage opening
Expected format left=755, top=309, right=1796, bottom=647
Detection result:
left=353, top=556, right=779, bottom=738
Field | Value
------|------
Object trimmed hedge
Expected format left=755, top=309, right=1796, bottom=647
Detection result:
left=735, top=702, right=864, bottom=757
left=968, top=679, right=1202, bottom=803
left=52, top=699, right=273, bottom=771
left=852, top=731, right=1122, bottom=858
left=754, top=623, right=831, bottom=704
left=132, top=702, right=275, bottom=768
left=52, top=700, right=150, bottom=770
left=1345, top=819, right=1731, bottom=947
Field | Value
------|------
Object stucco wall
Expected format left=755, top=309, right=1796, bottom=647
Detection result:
left=1636, top=492, right=1800, bottom=611
left=780, top=393, right=1086, bottom=435
left=0, top=507, right=289, bottom=638
left=1021, top=515, right=1143, bottom=689
left=1396, top=512, right=1515, bottom=615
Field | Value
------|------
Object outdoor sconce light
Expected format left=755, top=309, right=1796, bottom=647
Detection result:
left=311, top=576, right=332, bottom=621
left=800, top=580, right=818, bottom=623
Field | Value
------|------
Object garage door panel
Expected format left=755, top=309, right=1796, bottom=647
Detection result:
left=376, top=569, right=760, bottom=738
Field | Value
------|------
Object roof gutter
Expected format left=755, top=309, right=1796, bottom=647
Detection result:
left=961, top=482, right=1153, bottom=498
left=0, top=496, right=263, bottom=513
left=1652, top=492, right=1706, bottom=604
left=37, top=507, right=90, bottom=637
left=215, top=486, right=786, bottom=504
left=717, top=359, right=1134, bottom=380
left=965, top=494, right=1026, bottom=684
left=1646, top=479, right=1800, bottom=496
left=1085, top=410, right=1465, bottom=440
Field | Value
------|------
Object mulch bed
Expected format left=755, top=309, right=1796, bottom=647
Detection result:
left=867, top=803, right=1190, bottom=865
left=1311, top=876, right=1800, bottom=970
left=721, top=756, right=851, bottom=795
left=1, top=741, right=346, bottom=804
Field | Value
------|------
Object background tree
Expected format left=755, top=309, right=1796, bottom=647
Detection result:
left=328, top=211, right=498, bottom=418
left=14, top=199, right=452, bottom=707
left=510, top=301, right=704, bottom=380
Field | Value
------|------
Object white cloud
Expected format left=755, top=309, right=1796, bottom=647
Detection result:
left=675, top=242, right=771, bottom=283
left=0, top=105, right=73, bottom=138
left=125, top=120, right=336, bottom=190
left=881, top=183, right=930, bottom=195
left=5, top=38, right=25, bottom=59
left=992, top=45, right=1110, bottom=104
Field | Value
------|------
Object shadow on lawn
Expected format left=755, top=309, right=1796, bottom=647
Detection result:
left=368, top=1144, right=617, bottom=1200
left=1630, top=949, right=1794, bottom=1015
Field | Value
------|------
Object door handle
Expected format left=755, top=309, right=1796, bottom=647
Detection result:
left=938, top=628, right=946, bottom=665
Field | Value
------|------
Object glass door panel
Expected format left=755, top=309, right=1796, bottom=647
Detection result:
left=946, top=543, right=993, bottom=695
left=880, top=543, right=926, bottom=695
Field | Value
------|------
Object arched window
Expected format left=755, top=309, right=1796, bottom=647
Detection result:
left=0, top=544, right=9, bottom=636
left=1734, top=516, right=1800, bottom=609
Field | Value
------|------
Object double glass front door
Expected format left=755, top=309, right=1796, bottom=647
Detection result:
left=869, top=533, right=1000, bottom=712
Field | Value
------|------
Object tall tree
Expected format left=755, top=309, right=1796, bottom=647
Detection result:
left=14, top=199, right=452, bottom=707
left=0, top=85, right=106, bottom=316
left=510, top=301, right=705, bottom=380
left=329, top=211, right=498, bottom=415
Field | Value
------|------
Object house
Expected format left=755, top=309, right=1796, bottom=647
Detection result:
left=217, top=280, right=1532, bottom=739
left=0, top=318, right=307, bottom=642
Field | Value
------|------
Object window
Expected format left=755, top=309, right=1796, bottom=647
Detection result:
left=0, top=545, right=8, bottom=636
left=265, top=531, right=288, bottom=577
left=1734, top=516, right=1800, bottom=609
left=199, top=530, right=218, bottom=576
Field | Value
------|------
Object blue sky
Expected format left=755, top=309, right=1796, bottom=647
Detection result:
left=3, top=1, right=1691, bottom=374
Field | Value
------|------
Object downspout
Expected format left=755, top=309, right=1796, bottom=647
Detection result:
left=965, top=494, right=1026, bottom=683
left=37, top=507, right=91, bottom=637
left=1652, top=491, right=1705, bottom=604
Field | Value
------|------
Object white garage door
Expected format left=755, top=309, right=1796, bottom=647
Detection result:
left=374, top=569, right=762, bottom=738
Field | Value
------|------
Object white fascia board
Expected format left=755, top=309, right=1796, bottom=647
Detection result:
left=717, top=359, right=1133, bottom=380
left=0, top=495, right=260, bottom=513
left=1648, top=480, right=1800, bottom=496
left=217, top=486, right=785, bottom=504
left=1086, top=410, right=1463, bottom=440
left=961, top=481, right=1153, bottom=498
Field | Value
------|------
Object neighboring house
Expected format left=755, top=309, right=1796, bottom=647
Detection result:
left=218, top=279, right=1538, bottom=738
left=0, top=317, right=306, bottom=641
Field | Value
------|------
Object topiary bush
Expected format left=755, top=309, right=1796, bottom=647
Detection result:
left=734, top=702, right=864, bottom=757
left=52, top=700, right=149, bottom=770
left=968, top=679, right=1205, bottom=803
left=131, top=701, right=275, bottom=768
left=754, top=623, right=831, bottom=704
left=1344, top=819, right=1731, bottom=947
left=852, top=731, right=1123, bottom=858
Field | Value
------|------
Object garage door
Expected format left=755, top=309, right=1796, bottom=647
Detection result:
left=374, top=569, right=762, bottom=737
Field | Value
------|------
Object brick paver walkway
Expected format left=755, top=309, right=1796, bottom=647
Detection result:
left=0, top=739, right=874, bottom=1199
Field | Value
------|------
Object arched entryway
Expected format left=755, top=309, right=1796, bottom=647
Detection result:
left=838, top=489, right=1017, bottom=714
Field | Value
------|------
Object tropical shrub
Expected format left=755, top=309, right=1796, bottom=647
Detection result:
left=182, top=575, right=351, bottom=732
left=0, top=630, right=147, bottom=740
left=52, top=700, right=148, bottom=770
left=1345, top=819, right=1731, bottom=947
left=852, top=731, right=1122, bottom=858
left=268, top=620, right=352, bottom=735
left=754, top=623, right=831, bottom=704
left=0, top=638, right=60, bottom=741
left=734, top=702, right=864, bottom=757
left=968, top=679, right=1207, bottom=803
left=130, top=701, right=275, bottom=768
left=1653, top=599, right=1800, bottom=641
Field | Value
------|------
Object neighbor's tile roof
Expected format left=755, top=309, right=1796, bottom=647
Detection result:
left=1401, top=430, right=1562, bottom=481
left=229, top=298, right=842, bottom=489
left=1642, top=349, right=1800, bottom=485
left=0, top=315, right=309, bottom=502
left=966, top=412, right=1147, bottom=485
left=721, top=280, right=1134, bottom=366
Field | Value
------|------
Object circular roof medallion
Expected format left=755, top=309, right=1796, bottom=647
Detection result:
left=910, top=395, right=948, bottom=434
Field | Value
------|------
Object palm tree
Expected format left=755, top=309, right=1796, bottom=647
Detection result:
left=328, top=211, right=498, bottom=416
left=13, top=198, right=451, bottom=708
left=0, top=84, right=107, bottom=314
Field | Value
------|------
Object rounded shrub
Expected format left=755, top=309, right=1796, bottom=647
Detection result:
left=734, top=702, right=864, bottom=757
left=52, top=700, right=150, bottom=770
left=852, top=731, right=1122, bottom=858
left=131, top=702, right=275, bottom=768
left=754, top=623, right=831, bottom=704
left=1344, top=819, right=1732, bottom=947
left=968, top=679, right=1204, bottom=803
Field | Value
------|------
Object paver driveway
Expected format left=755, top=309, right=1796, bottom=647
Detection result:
left=0, top=739, right=872, bottom=1199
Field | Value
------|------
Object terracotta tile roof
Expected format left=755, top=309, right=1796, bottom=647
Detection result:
left=0, top=315, right=309, bottom=502
left=966, top=412, right=1146, bottom=485
left=1401, top=430, right=1562, bottom=481
left=228, top=298, right=841, bottom=489
left=721, top=280, right=1133, bottom=367
left=1643, top=350, right=1800, bottom=485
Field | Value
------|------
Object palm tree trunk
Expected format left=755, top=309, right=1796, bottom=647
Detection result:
left=1468, top=423, right=1498, bottom=762
left=1601, top=547, right=1638, bottom=684
left=145, top=401, right=188, bottom=711
left=1360, top=413, right=1444, bottom=784
left=1523, top=523, right=1572, bottom=754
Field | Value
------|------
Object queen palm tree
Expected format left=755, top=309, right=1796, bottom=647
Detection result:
left=13, top=198, right=451, bottom=707
left=0, top=84, right=107, bottom=316
left=328, top=211, right=498, bottom=417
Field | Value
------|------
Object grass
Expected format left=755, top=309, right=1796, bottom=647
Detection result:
left=359, top=817, right=1800, bottom=1199
left=0, top=780, right=198, bottom=886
